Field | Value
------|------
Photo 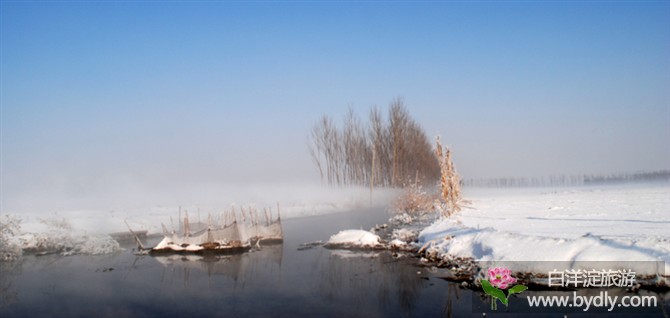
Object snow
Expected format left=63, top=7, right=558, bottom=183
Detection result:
left=418, top=185, right=670, bottom=278
left=0, top=215, right=22, bottom=261
left=392, top=228, right=418, bottom=242
left=2, top=185, right=395, bottom=259
left=12, top=218, right=121, bottom=256
left=330, top=250, right=380, bottom=259
left=389, top=239, right=408, bottom=249
left=9, top=186, right=397, bottom=236
left=327, top=230, right=381, bottom=247
left=152, top=236, right=201, bottom=252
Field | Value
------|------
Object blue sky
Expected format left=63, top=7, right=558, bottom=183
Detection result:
left=2, top=1, right=669, bottom=210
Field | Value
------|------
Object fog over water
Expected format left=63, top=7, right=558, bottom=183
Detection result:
left=2, top=2, right=668, bottom=213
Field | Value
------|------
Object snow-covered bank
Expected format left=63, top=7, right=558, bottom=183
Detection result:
left=418, top=185, right=670, bottom=281
left=2, top=217, right=121, bottom=258
left=325, top=230, right=382, bottom=249
left=1, top=185, right=397, bottom=259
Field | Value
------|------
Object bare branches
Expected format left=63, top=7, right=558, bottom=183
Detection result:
left=308, top=99, right=440, bottom=187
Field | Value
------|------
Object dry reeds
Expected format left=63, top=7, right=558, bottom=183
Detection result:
left=391, top=181, right=439, bottom=215
left=435, top=136, right=462, bottom=217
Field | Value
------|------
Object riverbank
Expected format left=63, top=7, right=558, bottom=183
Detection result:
left=416, top=184, right=670, bottom=288
left=0, top=207, right=469, bottom=317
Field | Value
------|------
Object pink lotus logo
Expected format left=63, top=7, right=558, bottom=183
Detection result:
left=481, top=267, right=528, bottom=310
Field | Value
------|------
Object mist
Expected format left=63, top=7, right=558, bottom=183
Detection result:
left=3, top=96, right=669, bottom=214
left=2, top=1, right=669, bottom=214
left=1, top=131, right=322, bottom=213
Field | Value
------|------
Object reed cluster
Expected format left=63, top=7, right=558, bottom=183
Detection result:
left=435, top=136, right=462, bottom=217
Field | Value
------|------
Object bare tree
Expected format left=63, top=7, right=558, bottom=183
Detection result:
left=388, top=98, right=409, bottom=187
left=369, top=106, right=387, bottom=186
left=308, top=98, right=439, bottom=188
left=308, top=124, right=325, bottom=183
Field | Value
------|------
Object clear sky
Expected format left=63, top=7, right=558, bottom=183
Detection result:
left=2, top=1, right=669, bottom=211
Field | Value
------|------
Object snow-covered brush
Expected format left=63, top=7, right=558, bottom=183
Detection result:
left=0, top=215, right=22, bottom=261
left=390, top=182, right=438, bottom=216
left=435, top=136, right=463, bottom=218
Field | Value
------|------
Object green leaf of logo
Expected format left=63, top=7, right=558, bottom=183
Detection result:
left=507, top=285, right=528, bottom=295
left=481, top=279, right=508, bottom=306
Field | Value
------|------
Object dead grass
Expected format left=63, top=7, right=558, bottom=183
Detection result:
left=390, top=136, right=465, bottom=219
left=391, top=182, right=439, bottom=215
left=435, top=136, right=462, bottom=218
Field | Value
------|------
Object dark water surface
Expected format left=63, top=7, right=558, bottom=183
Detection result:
left=1, top=208, right=667, bottom=317
left=0, top=208, right=471, bottom=317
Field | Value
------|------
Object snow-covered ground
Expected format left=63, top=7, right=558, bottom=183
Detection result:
left=5, top=181, right=669, bottom=278
left=419, top=184, right=670, bottom=279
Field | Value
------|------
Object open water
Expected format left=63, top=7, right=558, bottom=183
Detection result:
left=0, top=208, right=667, bottom=317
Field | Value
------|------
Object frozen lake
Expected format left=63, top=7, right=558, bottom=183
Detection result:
left=0, top=208, right=473, bottom=317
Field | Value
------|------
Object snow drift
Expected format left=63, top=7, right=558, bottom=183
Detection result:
left=5, top=217, right=121, bottom=257
left=418, top=185, right=670, bottom=281
left=325, top=230, right=382, bottom=249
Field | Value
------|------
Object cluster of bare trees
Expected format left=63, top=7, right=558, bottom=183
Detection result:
left=309, top=99, right=440, bottom=187
left=461, top=170, right=670, bottom=188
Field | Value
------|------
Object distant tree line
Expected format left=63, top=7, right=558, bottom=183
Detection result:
left=461, top=170, right=670, bottom=188
left=308, top=98, right=440, bottom=187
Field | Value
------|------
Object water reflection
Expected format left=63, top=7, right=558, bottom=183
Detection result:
left=0, top=208, right=473, bottom=317
left=149, top=244, right=283, bottom=289
left=316, top=250, right=464, bottom=317
left=0, top=261, right=21, bottom=309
